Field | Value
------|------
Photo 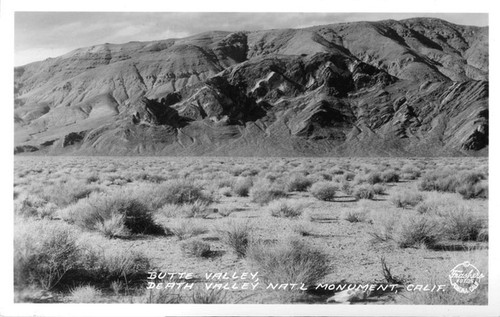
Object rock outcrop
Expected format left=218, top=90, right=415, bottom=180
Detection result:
left=14, top=18, right=488, bottom=156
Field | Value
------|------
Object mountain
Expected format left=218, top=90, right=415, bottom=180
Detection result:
left=14, top=17, right=488, bottom=156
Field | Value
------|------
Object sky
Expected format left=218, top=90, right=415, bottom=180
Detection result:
left=15, top=12, right=488, bottom=66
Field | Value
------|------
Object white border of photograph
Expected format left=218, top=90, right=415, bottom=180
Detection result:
left=1, top=0, right=498, bottom=316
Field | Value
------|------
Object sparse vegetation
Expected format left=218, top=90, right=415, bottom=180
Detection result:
left=13, top=156, right=488, bottom=304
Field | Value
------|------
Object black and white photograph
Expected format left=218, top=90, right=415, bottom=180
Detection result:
left=1, top=0, right=498, bottom=316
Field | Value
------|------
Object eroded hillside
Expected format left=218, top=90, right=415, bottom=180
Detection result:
left=14, top=18, right=488, bottom=156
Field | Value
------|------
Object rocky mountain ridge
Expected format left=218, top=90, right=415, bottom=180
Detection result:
left=14, top=17, right=488, bottom=156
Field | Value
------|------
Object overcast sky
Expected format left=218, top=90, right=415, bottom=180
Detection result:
left=15, top=12, right=488, bottom=66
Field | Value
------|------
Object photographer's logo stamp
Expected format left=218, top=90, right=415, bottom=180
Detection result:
left=449, top=261, right=485, bottom=293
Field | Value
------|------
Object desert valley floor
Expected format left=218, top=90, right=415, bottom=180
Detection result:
left=13, top=156, right=488, bottom=304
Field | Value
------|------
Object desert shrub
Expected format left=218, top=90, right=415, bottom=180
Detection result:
left=264, top=172, right=280, bottom=182
left=241, top=168, right=260, bottom=177
left=68, top=285, right=102, bottom=303
left=14, top=194, right=54, bottom=218
left=419, top=170, right=485, bottom=193
left=61, top=192, right=163, bottom=236
left=286, top=174, right=313, bottom=192
left=393, top=214, right=442, bottom=248
left=372, top=184, right=386, bottom=195
left=38, top=180, right=101, bottom=207
left=169, top=220, right=208, bottom=240
left=342, top=199, right=371, bottom=223
left=341, top=181, right=353, bottom=195
left=331, top=169, right=344, bottom=175
left=232, top=177, right=253, bottom=197
left=342, top=209, right=369, bottom=223
left=267, top=199, right=303, bottom=218
left=443, top=207, right=485, bottom=241
left=367, top=172, right=383, bottom=185
left=343, top=172, right=356, bottom=181
left=217, top=207, right=232, bottom=217
left=246, top=237, right=330, bottom=286
left=86, top=174, right=100, bottom=184
left=134, top=172, right=166, bottom=183
left=370, top=211, right=442, bottom=248
left=219, top=186, right=232, bottom=197
left=158, top=180, right=213, bottom=205
left=353, top=185, right=375, bottom=200
left=217, top=220, right=252, bottom=258
left=309, top=182, right=337, bottom=201
left=415, top=193, right=457, bottom=215
left=401, top=164, right=421, bottom=180
left=457, top=182, right=488, bottom=199
left=249, top=180, right=287, bottom=205
left=381, top=170, right=400, bottom=183
left=94, top=213, right=129, bottom=238
left=180, top=239, right=211, bottom=258
left=180, top=200, right=212, bottom=218
left=390, top=191, right=424, bottom=208
left=14, top=220, right=80, bottom=290
left=75, top=247, right=150, bottom=285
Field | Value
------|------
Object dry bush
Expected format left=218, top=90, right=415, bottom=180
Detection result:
left=232, top=177, right=253, bottom=197
left=169, top=219, right=208, bottom=240
left=390, top=191, right=424, bottom=208
left=442, top=207, right=486, bottom=241
left=68, top=285, right=103, bottom=303
left=372, top=184, right=386, bottom=195
left=419, top=170, right=485, bottom=194
left=157, top=180, right=214, bottom=205
left=94, top=213, right=129, bottom=238
left=457, top=182, right=488, bottom=199
left=353, top=185, right=375, bottom=200
left=309, top=181, right=337, bottom=201
left=341, top=181, right=353, bottom=195
left=133, top=172, right=166, bottom=183
left=370, top=211, right=443, bottom=248
left=180, top=239, right=211, bottom=258
left=216, top=220, right=252, bottom=258
left=381, top=170, right=400, bottom=183
left=342, top=208, right=369, bottom=223
left=286, top=174, right=314, bottom=192
left=401, top=164, right=421, bottom=180
left=14, top=220, right=80, bottom=290
left=14, top=194, right=57, bottom=219
left=246, top=237, right=330, bottom=286
left=60, top=192, right=163, bottom=236
left=267, top=199, right=303, bottom=218
left=249, top=179, right=287, bottom=205
left=343, top=172, right=356, bottom=181
left=37, top=180, right=101, bottom=207
left=179, top=200, right=213, bottom=219
left=367, top=172, right=383, bottom=185
left=393, top=214, right=442, bottom=248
